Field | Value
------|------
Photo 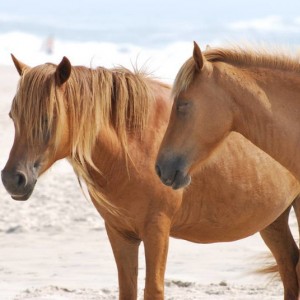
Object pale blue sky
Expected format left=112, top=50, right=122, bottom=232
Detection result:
left=0, top=0, right=300, bottom=45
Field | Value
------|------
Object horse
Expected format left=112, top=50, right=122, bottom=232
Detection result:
left=156, top=41, right=300, bottom=186
left=2, top=55, right=300, bottom=300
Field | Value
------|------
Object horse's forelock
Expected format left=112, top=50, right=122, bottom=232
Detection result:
left=11, top=64, right=60, bottom=147
left=172, top=57, right=197, bottom=99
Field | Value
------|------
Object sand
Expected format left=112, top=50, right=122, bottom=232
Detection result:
left=0, top=65, right=292, bottom=299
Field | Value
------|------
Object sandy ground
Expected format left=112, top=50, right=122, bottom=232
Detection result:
left=0, top=65, right=294, bottom=299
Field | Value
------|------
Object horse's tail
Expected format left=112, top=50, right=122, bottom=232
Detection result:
left=258, top=263, right=279, bottom=275
left=256, top=253, right=280, bottom=280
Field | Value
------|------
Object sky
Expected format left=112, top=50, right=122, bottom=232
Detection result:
left=0, top=0, right=300, bottom=67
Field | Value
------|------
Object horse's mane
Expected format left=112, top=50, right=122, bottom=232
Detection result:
left=173, top=46, right=300, bottom=98
left=11, top=63, right=161, bottom=214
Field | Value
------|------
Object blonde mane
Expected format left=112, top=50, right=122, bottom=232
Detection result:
left=173, top=46, right=300, bottom=98
left=11, top=63, right=156, bottom=214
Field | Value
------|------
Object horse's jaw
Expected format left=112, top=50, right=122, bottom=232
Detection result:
left=10, top=187, right=36, bottom=201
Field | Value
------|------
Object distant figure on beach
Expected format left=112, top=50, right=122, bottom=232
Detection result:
left=42, top=35, right=54, bottom=55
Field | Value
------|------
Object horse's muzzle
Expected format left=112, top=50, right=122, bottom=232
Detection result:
left=155, top=155, right=191, bottom=189
left=1, top=169, right=37, bottom=201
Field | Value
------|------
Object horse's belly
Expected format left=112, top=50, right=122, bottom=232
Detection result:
left=171, top=133, right=300, bottom=244
left=171, top=196, right=293, bottom=243
left=170, top=213, right=272, bottom=243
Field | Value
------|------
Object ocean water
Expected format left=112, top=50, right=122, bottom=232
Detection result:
left=1, top=0, right=300, bottom=81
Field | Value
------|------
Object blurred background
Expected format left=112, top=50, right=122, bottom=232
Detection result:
left=1, top=0, right=300, bottom=82
left=0, top=1, right=300, bottom=298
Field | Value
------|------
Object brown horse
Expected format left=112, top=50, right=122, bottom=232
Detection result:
left=157, top=42, right=300, bottom=186
left=2, top=55, right=300, bottom=300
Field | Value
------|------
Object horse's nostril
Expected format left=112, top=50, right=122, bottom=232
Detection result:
left=155, top=164, right=161, bottom=178
left=16, top=172, right=27, bottom=188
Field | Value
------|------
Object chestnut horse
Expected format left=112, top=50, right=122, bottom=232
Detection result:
left=157, top=42, right=300, bottom=186
left=2, top=56, right=300, bottom=300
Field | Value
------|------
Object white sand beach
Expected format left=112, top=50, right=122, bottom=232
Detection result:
left=0, top=64, right=294, bottom=299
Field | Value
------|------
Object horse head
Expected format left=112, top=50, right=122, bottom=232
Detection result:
left=156, top=42, right=234, bottom=189
left=1, top=55, right=72, bottom=200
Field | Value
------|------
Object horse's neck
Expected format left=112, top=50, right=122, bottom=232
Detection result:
left=231, top=67, right=300, bottom=178
left=90, top=83, right=172, bottom=197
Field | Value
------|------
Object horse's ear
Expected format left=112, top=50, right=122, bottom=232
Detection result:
left=193, top=41, right=204, bottom=72
left=55, top=56, right=72, bottom=85
left=11, top=54, right=29, bottom=76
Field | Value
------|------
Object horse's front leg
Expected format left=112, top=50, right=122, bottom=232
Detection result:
left=105, top=222, right=141, bottom=300
left=142, top=215, right=171, bottom=300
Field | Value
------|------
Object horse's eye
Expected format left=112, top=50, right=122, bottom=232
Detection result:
left=176, top=102, right=190, bottom=113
